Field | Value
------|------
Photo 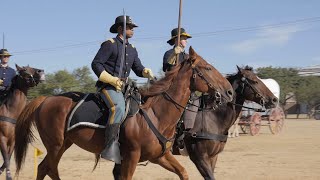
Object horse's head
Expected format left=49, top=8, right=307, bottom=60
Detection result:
left=184, top=47, right=233, bottom=102
left=235, top=65, right=278, bottom=109
left=16, top=64, right=45, bottom=87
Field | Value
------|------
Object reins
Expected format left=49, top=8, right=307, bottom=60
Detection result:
left=228, top=101, right=265, bottom=112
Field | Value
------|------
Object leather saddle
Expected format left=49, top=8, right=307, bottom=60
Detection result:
left=66, top=81, right=141, bottom=131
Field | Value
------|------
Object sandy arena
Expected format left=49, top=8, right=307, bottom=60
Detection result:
left=5, top=118, right=320, bottom=180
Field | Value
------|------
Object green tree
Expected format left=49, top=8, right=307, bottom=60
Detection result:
left=28, top=66, right=98, bottom=99
left=72, top=66, right=96, bottom=93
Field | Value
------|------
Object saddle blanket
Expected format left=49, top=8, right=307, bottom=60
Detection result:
left=67, top=93, right=108, bottom=131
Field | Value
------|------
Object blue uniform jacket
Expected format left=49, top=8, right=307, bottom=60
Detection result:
left=91, top=36, right=145, bottom=80
left=162, top=48, right=188, bottom=72
left=0, top=66, right=16, bottom=87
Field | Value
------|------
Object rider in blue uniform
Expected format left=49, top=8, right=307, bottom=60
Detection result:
left=0, top=49, right=16, bottom=94
left=91, top=15, right=154, bottom=164
left=163, top=28, right=200, bottom=131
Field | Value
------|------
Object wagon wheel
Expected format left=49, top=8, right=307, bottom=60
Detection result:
left=269, top=107, right=285, bottom=134
left=249, top=112, right=261, bottom=136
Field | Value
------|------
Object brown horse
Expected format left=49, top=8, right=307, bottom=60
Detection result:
left=14, top=47, right=233, bottom=180
left=175, top=66, right=278, bottom=180
left=0, top=65, right=45, bottom=180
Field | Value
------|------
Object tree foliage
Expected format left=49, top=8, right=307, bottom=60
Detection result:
left=28, top=66, right=96, bottom=99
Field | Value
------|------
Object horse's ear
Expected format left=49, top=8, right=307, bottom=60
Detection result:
left=236, top=65, right=241, bottom=72
left=16, top=64, right=22, bottom=71
left=189, top=46, right=197, bottom=60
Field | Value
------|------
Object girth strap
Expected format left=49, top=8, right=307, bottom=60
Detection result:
left=139, top=109, right=175, bottom=156
left=187, top=131, right=228, bottom=142
left=0, top=115, right=16, bottom=124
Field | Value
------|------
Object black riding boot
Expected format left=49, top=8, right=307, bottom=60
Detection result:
left=101, top=123, right=121, bottom=164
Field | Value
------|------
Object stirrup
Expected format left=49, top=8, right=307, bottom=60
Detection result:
left=101, top=140, right=121, bottom=164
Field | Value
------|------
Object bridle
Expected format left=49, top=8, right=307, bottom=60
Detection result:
left=162, top=57, right=223, bottom=111
left=18, top=69, right=40, bottom=87
left=236, top=74, right=267, bottom=107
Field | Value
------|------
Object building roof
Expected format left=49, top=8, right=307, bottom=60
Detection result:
left=298, top=65, right=320, bottom=76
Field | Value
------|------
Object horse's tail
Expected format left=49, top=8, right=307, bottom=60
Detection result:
left=92, top=153, right=101, bottom=172
left=14, top=96, right=47, bottom=174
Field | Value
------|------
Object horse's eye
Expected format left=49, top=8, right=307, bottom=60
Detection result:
left=37, top=70, right=43, bottom=73
left=206, top=66, right=212, bottom=71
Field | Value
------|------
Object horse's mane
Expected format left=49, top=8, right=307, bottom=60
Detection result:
left=226, top=65, right=254, bottom=80
left=140, top=63, right=182, bottom=108
left=244, top=65, right=253, bottom=71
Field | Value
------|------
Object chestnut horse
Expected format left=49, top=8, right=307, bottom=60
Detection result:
left=175, top=66, right=278, bottom=180
left=14, top=47, right=233, bottom=180
left=0, top=65, right=45, bottom=180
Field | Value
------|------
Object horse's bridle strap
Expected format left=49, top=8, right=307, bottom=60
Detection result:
left=0, top=115, right=16, bottom=124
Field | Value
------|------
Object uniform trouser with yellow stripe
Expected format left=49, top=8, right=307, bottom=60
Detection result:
left=100, top=86, right=125, bottom=125
left=99, top=85, right=124, bottom=163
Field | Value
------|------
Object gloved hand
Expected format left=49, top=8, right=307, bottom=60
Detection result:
left=142, top=68, right=154, bottom=79
left=174, top=46, right=184, bottom=54
left=167, top=54, right=177, bottom=65
left=194, top=91, right=202, bottom=97
left=99, top=70, right=123, bottom=92
left=0, top=79, right=3, bottom=85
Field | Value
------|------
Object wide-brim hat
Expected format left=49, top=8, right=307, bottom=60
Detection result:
left=167, top=28, right=192, bottom=46
left=0, top=49, right=12, bottom=57
left=110, top=15, right=138, bottom=33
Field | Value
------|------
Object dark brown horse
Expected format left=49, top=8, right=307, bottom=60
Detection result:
left=14, top=47, right=233, bottom=180
left=0, top=65, right=45, bottom=180
left=174, top=66, right=278, bottom=180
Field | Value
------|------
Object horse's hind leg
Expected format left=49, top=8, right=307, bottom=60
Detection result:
left=36, top=156, right=49, bottom=180
left=151, top=151, right=189, bottom=180
left=37, top=139, right=73, bottom=180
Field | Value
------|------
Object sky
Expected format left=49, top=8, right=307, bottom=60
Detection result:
left=1, top=1, right=320, bottom=83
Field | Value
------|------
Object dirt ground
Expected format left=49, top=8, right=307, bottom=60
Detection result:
left=4, top=118, right=320, bottom=180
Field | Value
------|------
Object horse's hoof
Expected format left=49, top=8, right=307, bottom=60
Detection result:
left=6, top=170, right=12, bottom=180
left=6, top=175, right=12, bottom=180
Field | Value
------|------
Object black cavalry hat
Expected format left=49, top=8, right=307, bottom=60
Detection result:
left=167, top=28, right=192, bottom=46
left=0, top=49, right=12, bottom=57
left=109, top=15, right=138, bottom=33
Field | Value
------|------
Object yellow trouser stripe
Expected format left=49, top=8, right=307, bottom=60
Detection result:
left=102, top=89, right=116, bottom=124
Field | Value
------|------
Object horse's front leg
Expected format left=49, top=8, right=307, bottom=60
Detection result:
left=209, top=155, right=218, bottom=176
left=113, top=163, right=121, bottom=180
left=120, top=150, right=140, bottom=180
left=187, top=143, right=215, bottom=180
left=0, top=137, right=12, bottom=180
left=5, top=140, right=15, bottom=180
left=0, top=163, right=5, bottom=176
left=151, top=151, right=189, bottom=180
